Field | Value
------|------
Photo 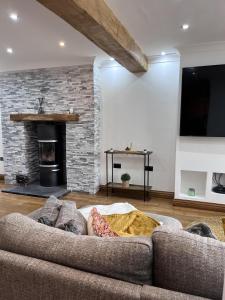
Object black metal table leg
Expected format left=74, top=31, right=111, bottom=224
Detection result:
left=104, top=149, right=153, bottom=201
left=144, top=154, right=146, bottom=201
left=111, top=153, right=114, bottom=194
left=147, top=154, right=150, bottom=200
left=106, top=153, right=108, bottom=197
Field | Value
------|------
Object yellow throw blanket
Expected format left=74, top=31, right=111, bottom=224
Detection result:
left=103, top=210, right=160, bottom=237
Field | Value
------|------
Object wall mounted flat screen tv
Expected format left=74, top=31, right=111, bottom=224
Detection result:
left=180, top=64, right=225, bottom=137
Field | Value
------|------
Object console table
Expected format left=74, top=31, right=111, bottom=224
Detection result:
left=104, top=149, right=153, bottom=201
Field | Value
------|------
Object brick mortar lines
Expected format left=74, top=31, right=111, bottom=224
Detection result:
left=0, top=64, right=102, bottom=193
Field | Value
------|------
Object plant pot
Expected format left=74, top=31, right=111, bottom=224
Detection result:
left=122, top=180, right=130, bottom=188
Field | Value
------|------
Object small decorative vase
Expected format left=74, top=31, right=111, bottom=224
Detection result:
left=122, top=180, right=129, bottom=188
left=187, top=188, right=196, bottom=197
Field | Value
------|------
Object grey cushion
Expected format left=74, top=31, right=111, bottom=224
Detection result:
left=0, top=213, right=153, bottom=285
left=152, top=225, right=225, bottom=300
left=32, top=195, right=62, bottom=226
left=55, top=201, right=87, bottom=235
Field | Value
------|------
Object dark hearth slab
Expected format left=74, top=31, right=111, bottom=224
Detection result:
left=2, top=182, right=69, bottom=198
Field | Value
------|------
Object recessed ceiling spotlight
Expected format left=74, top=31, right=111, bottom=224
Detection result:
left=59, top=41, right=65, bottom=47
left=6, top=48, right=13, bottom=54
left=161, top=51, right=166, bottom=56
left=181, top=24, right=189, bottom=31
left=10, top=13, right=18, bottom=21
left=109, top=57, right=115, bottom=61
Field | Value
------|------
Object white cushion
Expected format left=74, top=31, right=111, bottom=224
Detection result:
left=78, top=202, right=137, bottom=220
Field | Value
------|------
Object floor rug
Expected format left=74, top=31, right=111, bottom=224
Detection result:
left=186, top=216, right=225, bottom=242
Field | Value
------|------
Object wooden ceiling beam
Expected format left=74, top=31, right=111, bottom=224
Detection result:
left=36, top=0, right=148, bottom=73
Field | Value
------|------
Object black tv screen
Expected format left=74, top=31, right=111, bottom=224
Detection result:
left=180, top=64, right=225, bottom=137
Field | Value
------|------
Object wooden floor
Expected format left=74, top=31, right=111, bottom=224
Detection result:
left=0, top=181, right=225, bottom=226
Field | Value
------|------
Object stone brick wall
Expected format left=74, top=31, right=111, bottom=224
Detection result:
left=0, top=64, right=102, bottom=193
left=93, top=64, right=103, bottom=192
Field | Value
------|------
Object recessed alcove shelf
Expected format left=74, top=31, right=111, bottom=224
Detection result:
left=212, top=173, right=225, bottom=190
left=180, top=170, right=207, bottom=200
left=175, top=135, right=225, bottom=206
left=176, top=169, right=225, bottom=205
left=10, top=113, right=79, bottom=122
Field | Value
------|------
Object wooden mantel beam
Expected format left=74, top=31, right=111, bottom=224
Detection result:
left=36, top=0, right=148, bottom=73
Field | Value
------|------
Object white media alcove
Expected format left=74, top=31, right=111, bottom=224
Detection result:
left=175, top=43, right=225, bottom=208
left=175, top=137, right=225, bottom=205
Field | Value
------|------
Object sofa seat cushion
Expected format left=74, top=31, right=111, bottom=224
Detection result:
left=145, top=212, right=182, bottom=229
left=152, top=225, right=225, bottom=300
left=0, top=213, right=153, bottom=285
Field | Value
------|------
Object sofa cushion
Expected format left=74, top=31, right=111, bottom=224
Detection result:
left=0, top=213, right=153, bottom=285
left=31, top=195, right=62, bottom=226
left=152, top=226, right=225, bottom=300
left=55, top=201, right=87, bottom=235
left=87, top=207, right=118, bottom=237
left=78, top=202, right=137, bottom=220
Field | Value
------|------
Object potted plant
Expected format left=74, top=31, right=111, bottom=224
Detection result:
left=121, top=173, right=131, bottom=188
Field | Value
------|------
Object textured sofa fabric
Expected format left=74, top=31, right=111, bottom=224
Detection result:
left=0, top=213, right=153, bottom=285
left=141, top=286, right=210, bottom=300
left=152, top=226, right=225, bottom=300
left=0, top=249, right=142, bottom=300
left=0, top=250, right=208, bottom=300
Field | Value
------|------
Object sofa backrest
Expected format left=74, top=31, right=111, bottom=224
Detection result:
left=0, top=249, right=209, bottom=300
left=0, top=249, right=145, bottom=300
left=152, top=225, right=225, bottom=300
left=0, top=213, right=153, bottom=285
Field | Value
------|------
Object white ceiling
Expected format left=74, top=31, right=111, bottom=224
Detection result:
left=0, top=0, right=102, bottom=71
left=107, top=0, right=225, bottom=55
left=0, top=0, right=225, bottom=71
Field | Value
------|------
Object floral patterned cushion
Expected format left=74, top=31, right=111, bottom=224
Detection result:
left=87, top=207, right=118, bottom=237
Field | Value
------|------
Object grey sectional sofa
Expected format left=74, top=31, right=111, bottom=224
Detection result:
left=0, top=212, right=224, bottom=300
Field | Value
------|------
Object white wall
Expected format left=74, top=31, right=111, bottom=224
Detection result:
left=175, top=42, right=225, bottom=204
left=99, top=55, right=180, bottom=192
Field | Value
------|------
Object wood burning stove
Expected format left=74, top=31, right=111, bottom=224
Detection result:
left=37, top=123, right=66, bottom=187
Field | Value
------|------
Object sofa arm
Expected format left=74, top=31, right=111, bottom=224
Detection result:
left=152, top=226, right=225, bottom=300
left=141, top=285, right=211, bottom=300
